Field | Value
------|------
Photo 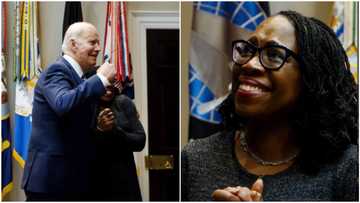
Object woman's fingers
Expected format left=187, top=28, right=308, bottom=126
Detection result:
left=100, top=116, right=114, bottom=124
left=212, top=189, right=241, bottom=201
left=105, top=119, right=114, bottom=125
left=97, top=108, right=115, bottom=131
left=251, top=178, right=264, bottom=201
left=213, top=183, right=262, bottom=202
left=103, top=116, right=115, bottom=125
left=103, top=113, right=114, bottom=121
left=98, top=108, right=111, bottom=119
left=236, top=187, right=253, bottom=201
left=100, top=119, right=114, bottom=131
left=213, top=179, right=264, bottom=202
left=251, top=190, right=262, bottom=201
left=98, top=108, right=113, bottom=119
left=224, top=186, right=240, bottom=194
left=98, top=109, right=106, bottom=118
left=251, top=178, right=263, bottom=194
left=102, top=108, right=112, bottom=115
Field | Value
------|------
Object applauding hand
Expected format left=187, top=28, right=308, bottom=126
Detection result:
left=97, top=108, right=115, bottom=132
left=212, top=178, right=263, bottom=201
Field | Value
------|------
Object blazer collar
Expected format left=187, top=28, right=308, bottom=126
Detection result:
left=59, top=56, right=83, bottom=84
left=63, top=55, right=84, bottom=79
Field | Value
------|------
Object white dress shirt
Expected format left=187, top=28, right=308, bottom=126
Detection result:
left=63, top=55, right=110, bottom=87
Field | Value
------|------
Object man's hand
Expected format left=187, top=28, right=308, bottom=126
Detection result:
left=113, top=80, right=123, bottom=93
left=97, top=108, right=115, bottom=132
left=97, top=62, right=116, bottom=83
left=212, top=178, right=263, bottom=201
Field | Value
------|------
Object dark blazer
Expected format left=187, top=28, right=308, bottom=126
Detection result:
left=22, top=57, right=106, bottom=195
left=90, top=94, right=146, bottom=201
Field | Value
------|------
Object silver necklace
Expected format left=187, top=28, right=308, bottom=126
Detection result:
left=238, top=130, right=299, bottom=166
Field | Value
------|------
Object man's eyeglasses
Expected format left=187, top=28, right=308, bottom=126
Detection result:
left=232, top=40, right=299, bottom=71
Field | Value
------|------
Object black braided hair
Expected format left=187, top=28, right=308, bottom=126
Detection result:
left=219, top=10, right=358, bottom=173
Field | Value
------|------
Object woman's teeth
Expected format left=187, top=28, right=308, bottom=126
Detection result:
left=238, top=84, right=264, bottom=93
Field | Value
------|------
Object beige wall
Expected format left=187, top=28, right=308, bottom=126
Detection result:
left=270, top=2, right=333, bottom=25
left=4, top=2, right=178, bottom=201
left=39, top=2, right=180, bottom=69
left=180, top=2, right=193, bottom=152
left=180, top=2, right=334, bottom=148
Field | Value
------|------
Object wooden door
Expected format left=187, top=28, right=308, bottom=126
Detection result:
left=146, top=29, right=179, bottom=201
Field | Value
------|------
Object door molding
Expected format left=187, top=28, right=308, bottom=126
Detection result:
left=129, top=10, right=179, bottom=201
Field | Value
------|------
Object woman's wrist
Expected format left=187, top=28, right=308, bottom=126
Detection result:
left=97, top=125, right=105, bottom=132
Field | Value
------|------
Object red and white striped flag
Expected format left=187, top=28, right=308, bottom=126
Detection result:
left=103, top=2, right=132, bottom=83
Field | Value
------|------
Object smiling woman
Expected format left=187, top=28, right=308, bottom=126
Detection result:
left=181, top=10, right=358, bottom=201
left=233, top=14, right=301, bottom=120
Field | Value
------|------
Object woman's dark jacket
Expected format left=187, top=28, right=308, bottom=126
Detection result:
left=90, top=94, right=146, bottom=201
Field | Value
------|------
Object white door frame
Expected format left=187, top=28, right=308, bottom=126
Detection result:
left=129, top=11, right=179, bottom=201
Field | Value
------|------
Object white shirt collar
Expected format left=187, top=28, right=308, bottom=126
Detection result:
left=63, top=55, right=84, bottom=79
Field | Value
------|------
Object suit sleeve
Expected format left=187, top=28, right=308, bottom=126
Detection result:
left=41, top=64, right=105, bottom=116
left=111, top=95, right=146, bottom=152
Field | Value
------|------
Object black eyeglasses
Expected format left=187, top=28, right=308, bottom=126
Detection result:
left=232, top=40, right=299, bottom=71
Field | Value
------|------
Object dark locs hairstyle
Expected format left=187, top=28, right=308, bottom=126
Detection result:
left=220, top=10, right=358, bottom=173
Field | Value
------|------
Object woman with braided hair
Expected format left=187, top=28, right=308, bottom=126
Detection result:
left=181, top=10, right=358, bottom=201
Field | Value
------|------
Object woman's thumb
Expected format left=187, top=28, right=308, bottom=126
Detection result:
left=251, top=178, right=263, bottom=193
left=251, top=178, right=264, bottom=201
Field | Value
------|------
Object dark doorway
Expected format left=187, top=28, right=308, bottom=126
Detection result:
left=146, top=29, right=179, bottom=201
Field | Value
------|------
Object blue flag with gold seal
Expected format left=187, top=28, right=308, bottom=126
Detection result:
left=1, top=91, right=13, bottom=199
left=13, top=2, right=41, bottom=168
left=2, top=53, right=13, bottom=199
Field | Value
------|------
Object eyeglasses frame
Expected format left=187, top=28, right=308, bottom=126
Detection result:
left=232, top=39, right=300, bottom=71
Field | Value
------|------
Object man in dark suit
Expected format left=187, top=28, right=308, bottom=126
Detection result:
left=21, top=22, right=116, bottom=201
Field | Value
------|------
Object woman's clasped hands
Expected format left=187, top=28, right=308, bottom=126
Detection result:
left=212, top=178, right=263, bottom=201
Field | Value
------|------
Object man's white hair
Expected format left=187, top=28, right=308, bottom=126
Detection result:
left=61, top=22, right=96, bottom=53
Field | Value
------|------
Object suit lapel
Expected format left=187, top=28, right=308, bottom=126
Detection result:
left=59, top=56, right=83, bottom=85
